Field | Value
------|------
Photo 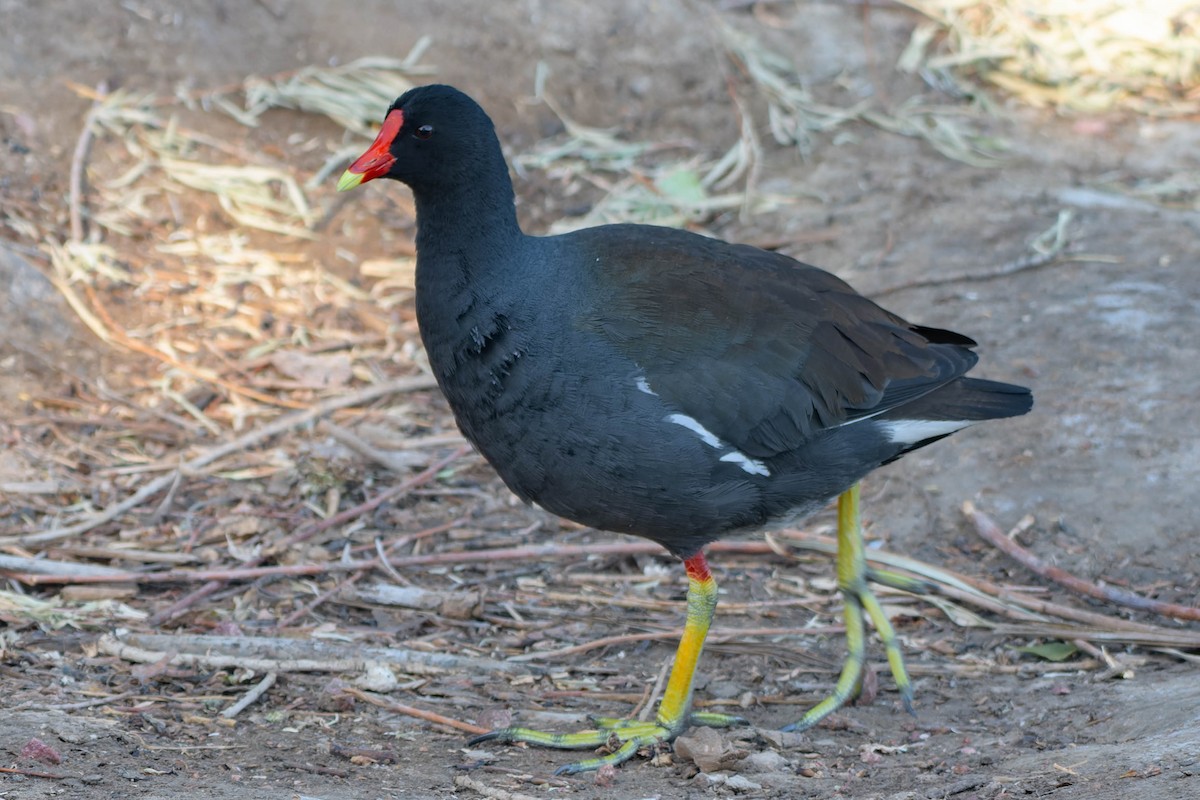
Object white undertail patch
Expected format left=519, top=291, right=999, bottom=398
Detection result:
left=882, top=419, right=974, bottom=445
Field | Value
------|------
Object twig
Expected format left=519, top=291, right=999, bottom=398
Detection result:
left=69, top=82, right=108, bottom=243
left=532, top=588, right=825, bottom=615
left=989, top=623, right=1200, bottom=649
left=872, top=248, right=1072, bottom=297
left=374, top=536, right=411, bottom=586
left=775, top=529, right=1185, bottom=642
left=508, top=631, right=680, bottom=663
left=0, top=766, right=67, bottom=780
left=276, top=445, right=470, bottom=547
left=113, top=632, right=529, bottom=675
left=872, top=210, right=1078, bottom=297
left=508, top=625, right=847, bottom=663
left=48, top=545, right=199, bottom=565
left=964, top=502, right=1200, bottom=623
left=772, top=528, right=1200, bottom=667
left=0, top=554, right=130, bottom=579
left=99, top=634, right=373, bottom=673
left=635, top=659, right=671, bottom=722
left=343, top=687, right=489, bottom=735
left=341, top=539, right=775, bottom=569
left=6, top=539, right=749, bottom=585
left=2, top=561, right=367, bottom=587
left=321, top=420, right=420, bottom=472
left=9, top=539, right=774, bottom=587
left=150, top=470, right=184, bottom=523
left=1, top=375, right=436, bottom=548
left=220, top=671, right=277, bottom=718
left=22, top=691, right=137, bottom=712
left=363, top=514, right=469, bottom=573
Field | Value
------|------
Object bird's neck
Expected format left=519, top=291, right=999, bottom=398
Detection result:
left=411, top=156, right=523, bottom=270
left=410, top=161, right=527, bottom=387
left=412, top=181, right=523, bottom=311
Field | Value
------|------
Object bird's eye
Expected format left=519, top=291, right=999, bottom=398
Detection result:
left=415, top=125, right=434, bottom=140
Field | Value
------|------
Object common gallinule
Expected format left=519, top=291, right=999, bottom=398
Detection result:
left=339, top=84, right=1032, bottom=774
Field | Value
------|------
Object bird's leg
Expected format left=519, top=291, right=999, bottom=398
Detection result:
left=470, top=552, right=747, bottom=775
left=782, top=482, right=915, bottom=732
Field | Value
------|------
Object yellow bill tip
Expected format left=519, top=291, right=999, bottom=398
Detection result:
left=337, top=169, right=365, bottom=193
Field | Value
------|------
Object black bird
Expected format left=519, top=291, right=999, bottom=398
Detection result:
left=339, top=84, right=1032, bottom=774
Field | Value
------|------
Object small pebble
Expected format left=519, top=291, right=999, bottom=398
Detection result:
left=741, top=750, right=790, bottom=773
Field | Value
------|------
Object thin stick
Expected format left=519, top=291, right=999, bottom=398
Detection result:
left=773, top=531, right=1171, bottom=634
left=69, top=82, right=108, bottom=243
left=112, top=631, right=525, bottom=675
left=21, top=691, right=137, bottom=712
left=508, top=625, right=847, bottom=663
left=532, top=588, right=824, bottom=615
left=964, top=502, right=1200, bottom=623
left=872, top=248, right=1069, bottom=297
left=2, top=375, right=436, bottom=548
left=0, top=766, right=66, bottom=780
left=342, top=687, right=489, bottom=735
left=220, top=672, right=277, bottom=718
left=988, top=623, right=1200, bottom=649
left=321, top=420, right=419, bottom=473
left=374, top=536, right=412, bottom=586
left=9, top=539, right=775, bottom=586
left=635, top=659, right=671, bottom=722
left=872, top=211, right=1078, bottom=297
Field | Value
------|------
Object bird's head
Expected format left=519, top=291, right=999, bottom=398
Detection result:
left=337, top=84, right=498, bottom=194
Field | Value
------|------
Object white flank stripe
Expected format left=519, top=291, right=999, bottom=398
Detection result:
left=636, top=376, right=658, bottom=396
left=666, top=413, right=722, bottom=448
left=882, top=419, right=974, bottom=445
left=720, top=451, right=771, bottom=477
left=666, top=413, right=771, bottom=477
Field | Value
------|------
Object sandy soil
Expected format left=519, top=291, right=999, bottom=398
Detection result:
left=2, top=1, right=1198, bottom=799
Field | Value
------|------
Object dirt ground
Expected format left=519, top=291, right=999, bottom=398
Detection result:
left=2, top=1, right=1199, bottom=799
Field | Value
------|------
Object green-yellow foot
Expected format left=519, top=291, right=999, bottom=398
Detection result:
left=469, top=553, right=746, bottom=775
left=783, top=483, right=918, bottom=732
left=469, top=710, right=747, bottom=775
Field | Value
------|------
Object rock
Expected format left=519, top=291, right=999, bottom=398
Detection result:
left=741, top=749, right=790, bottom=773
left=0, top=244, right=77, bottom=346
left=674, top=727, right=747, bottom=773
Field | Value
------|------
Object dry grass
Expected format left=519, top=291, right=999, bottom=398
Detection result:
left=719, top=19, right=1007, bottom=167
left=902, top=1, right=1200, bottom=114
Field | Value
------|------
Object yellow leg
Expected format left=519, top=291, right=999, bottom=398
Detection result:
left=783, top=483, right=915, bottom=732
left=470, top=552, right=746, bottom=775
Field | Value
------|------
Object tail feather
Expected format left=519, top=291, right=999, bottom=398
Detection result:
left=880, top=377, right=1032, bottom=424
left=876, top=377, right=1031, bottom=460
